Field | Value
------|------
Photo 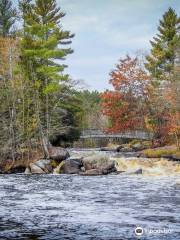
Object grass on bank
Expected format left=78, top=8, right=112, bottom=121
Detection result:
left=143, top=146, right=180, bottom=158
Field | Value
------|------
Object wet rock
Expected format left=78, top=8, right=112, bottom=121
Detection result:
left=102, top=163, right=117, bottom=174
left=114, top=170, right=126, bottom=174
left=59, top=159, right=83, bottom=174
left=161, top=154, right=173, bottom=159
left=132, top=143, right=143, bottom=151
left=26, top=159, right=54, bottom=174
left=100, top=145, right=124, bottom=152
left=82, top=154, right=117, bottom=175
left=0, top=159, right=25, bottom=174
left=6, top=166, right=26, bottom=174
left=35, top=159, right=53, bottom=173
left=115, top=152, right=141, bottom=158
left=29, top=163, right=45, bottom=174
left=49, top=147, right=70, bottom=162
left=102, top=165, right=117, bottom=175
left=82, top=154, right=113, bottom=170
left=81, top=164, right=117, bottom=176
left=68, top=156, right=83, bottom=162
left=128, top=168, right=143, bottom=175
left=134, top=168, right=143, bottom=174
left=116, top=145, right=123, bottom=152
left=172, top=154, right=180, bottom=161
left=80, top=169, right=103, bottom=176
left=121, top=147, right=133, bottom=152
left=100, top=147, right=116, bottom=152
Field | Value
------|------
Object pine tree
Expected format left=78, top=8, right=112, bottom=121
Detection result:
left=0, top=0, right=17, bottom=37
left=19, top=0, right=74, bottom=157
left=145, top=8, right=180, bottom=81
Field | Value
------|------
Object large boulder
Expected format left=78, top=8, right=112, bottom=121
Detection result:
left=28, top=159, right=53, bottom=174
left=82, top=154, right=117, bottom=174
left=35, top=159, right=53, bottom=173
left=49, top=147, right=70, bottom=162
left=57, top=158, right=83, bottom=174
left=29, top=163, right=45, bottom=174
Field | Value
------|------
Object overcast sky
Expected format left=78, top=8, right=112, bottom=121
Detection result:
left=15, top=0, right=180, bottom=91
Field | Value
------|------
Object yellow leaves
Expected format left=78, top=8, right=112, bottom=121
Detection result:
left=0, top=37, right=19, bottom=76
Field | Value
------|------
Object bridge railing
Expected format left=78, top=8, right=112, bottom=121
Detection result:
left=81, top=129, right=153, bottom=140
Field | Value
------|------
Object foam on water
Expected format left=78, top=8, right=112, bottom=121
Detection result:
left=113, top=157, right=180, bottom=176
left=0, top=173, right=180, bottom=239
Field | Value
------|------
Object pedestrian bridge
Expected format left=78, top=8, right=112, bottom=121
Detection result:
left=80, top=129, right=152, bottom=140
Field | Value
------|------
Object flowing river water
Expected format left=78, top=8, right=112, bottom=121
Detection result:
left=0, top=149, right=180, bottom=240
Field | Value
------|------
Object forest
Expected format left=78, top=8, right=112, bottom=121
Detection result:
left=0, top=0, right=179, bottom=170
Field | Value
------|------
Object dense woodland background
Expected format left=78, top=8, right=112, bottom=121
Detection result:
left=0, top=0, right=179, bottom=167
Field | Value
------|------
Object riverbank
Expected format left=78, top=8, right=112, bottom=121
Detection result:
left=0, top=144, right=180, bottom=175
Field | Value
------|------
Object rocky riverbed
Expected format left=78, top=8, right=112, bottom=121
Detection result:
left=23, top=147, right=180, bottom=177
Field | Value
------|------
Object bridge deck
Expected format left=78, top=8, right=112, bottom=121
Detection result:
left=80, top=129, right=152, bottom=140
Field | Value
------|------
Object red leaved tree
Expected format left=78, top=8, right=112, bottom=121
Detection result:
left=101, top=55, right=149, bottom=133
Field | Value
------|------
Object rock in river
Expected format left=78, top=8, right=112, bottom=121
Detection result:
left=57, top=158, right=83, bottom=174
left=35, top=159, right=53, bottom=173
left=49, top=147, right=70, bottom=162
left=29, top=163, right=45, bottom=174
left=80, top=169, right=103, bottom=176
left=82, top=154, right=115, bottom=170
left=27, top=159, right=53, bottom=174
left=133, top=168, right=143, bottom=174
left=82, top=154, right=117, bottom=175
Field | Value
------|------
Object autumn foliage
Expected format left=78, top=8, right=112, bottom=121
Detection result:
left=101, top=55, right=149, bottom=133
left=109, top=55, right=149, bottom=94
left=101, top=91, right=135, bottom=132
left=165, top=81, right=180, bottom=147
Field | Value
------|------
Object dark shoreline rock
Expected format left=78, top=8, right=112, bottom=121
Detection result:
left=100, top=147, right=117, bottom=152
left=59, top=159, right=83, bottom=174
left=5, top=166, right=26, bottom=174
left=172, top=154, right=180, bottom=161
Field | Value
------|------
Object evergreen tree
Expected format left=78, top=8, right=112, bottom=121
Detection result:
left=0, top=0, right=17, bottom=37
left=145, top=8, right=180, bottom=81
left=19, top=0, right=74, bottom=156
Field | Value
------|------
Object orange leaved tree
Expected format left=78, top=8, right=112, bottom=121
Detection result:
left=101, top=55, right=149, bottom=133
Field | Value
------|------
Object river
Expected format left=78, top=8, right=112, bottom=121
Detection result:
left=0, top=149, right=180, bottom=240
